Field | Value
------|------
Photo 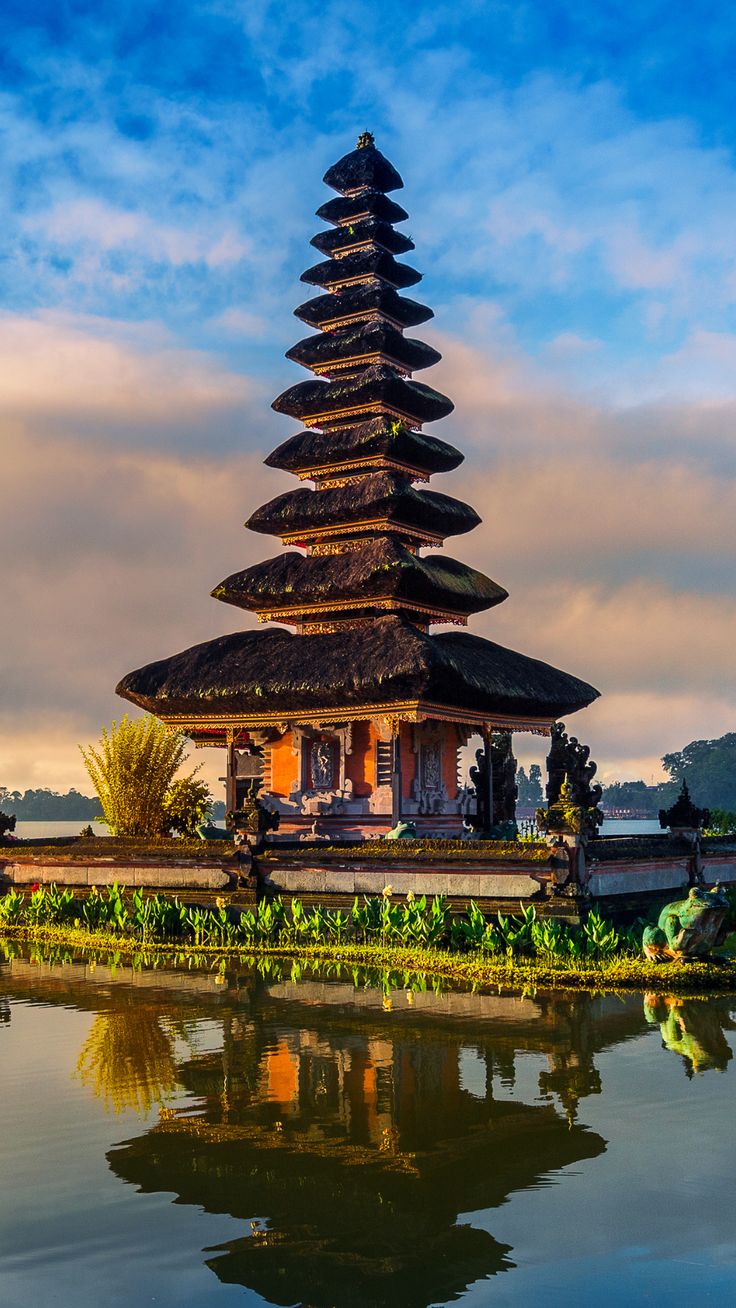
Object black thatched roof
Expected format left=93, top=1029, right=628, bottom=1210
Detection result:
left=272, top=365, right=454, bottom=426
left=264, top=417, right=463, bottom=477
left=286, top=322, right=440, bottom=374
left=117, top=616, right=599, bottom=722
left=316, top=191, right=409, bottom=227
left=323, top=143, right=403, bottom=195
left=294, top=283, right=433, bottom=330
left=245, top=473, right=480, bottom=541
left=300, top=249, right=421, bottom=291
left=310, top=220, right=414, bottom=258
left=213, top=538, right=507, bottom=616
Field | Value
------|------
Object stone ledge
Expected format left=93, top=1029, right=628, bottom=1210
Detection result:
left=261, top=863, right=543, bottom=899
left=587, top=866, right=688, bottom=897
left=1, top=862, right=232, bottom=890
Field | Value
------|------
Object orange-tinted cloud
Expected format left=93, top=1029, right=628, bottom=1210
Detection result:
left=3, top=313, right=735, bottom=793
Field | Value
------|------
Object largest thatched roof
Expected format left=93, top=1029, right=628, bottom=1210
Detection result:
left=117, top=616, right=599, bottom=727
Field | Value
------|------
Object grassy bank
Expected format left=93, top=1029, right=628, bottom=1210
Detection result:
left=3, top=920, right=736, bottom=994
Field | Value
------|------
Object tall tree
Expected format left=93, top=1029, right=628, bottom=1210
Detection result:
left=662, top=733, right=736, bottom=810
left=81, top=715, right=195, bottom=837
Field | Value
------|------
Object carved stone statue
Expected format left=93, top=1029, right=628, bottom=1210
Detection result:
left=311, top=740, right=334, bottom=790
left=385, top=819, right=417, bottom=840
left=546, top=722, right=603, bottom=809
left=491, top=731, right=518, bottom=826
left=642, top=884, right=730, bottom=962
left=540, top=722, right=604, bottom=837
left=469, top=747, right=489, bottom=830
left=228, top=797, right=280, bottom=851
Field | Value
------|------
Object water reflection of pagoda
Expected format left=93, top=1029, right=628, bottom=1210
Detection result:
left=117, top=135, right=598, bottom=838
left=108, top=984, right=614, bottom=1308
left=7, top=955, right=735, bottom=1307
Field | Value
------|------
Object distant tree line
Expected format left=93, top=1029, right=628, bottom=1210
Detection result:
left=515, top=732, right=736, bottom=817
left=604, top=733, right=736, bottom=814
left=0, top=785, right=225, bottom=822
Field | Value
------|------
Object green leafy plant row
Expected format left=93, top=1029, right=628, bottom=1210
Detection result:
left=0, top=883, right=642, bottom=959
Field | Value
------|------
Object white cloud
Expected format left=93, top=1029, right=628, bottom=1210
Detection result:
left=24, top=199, right=251, bottom=269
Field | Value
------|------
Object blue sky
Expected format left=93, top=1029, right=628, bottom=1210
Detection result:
left=2, top=0, right=736, bottom=789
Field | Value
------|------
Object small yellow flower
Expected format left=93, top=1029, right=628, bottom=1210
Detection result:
left=215, top=897, right=227, bottom=909
left=382, top=994, right=393, bottom=1011
left=382, top=885, right=393, bottom=898
left=406, top=890, right=415, bottom=904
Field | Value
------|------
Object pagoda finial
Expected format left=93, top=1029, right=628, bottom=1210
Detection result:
left=356, top=130, right=375, bottom=149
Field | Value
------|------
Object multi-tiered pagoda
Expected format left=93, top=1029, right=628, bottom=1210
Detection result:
left=118, top=135, right=599, bottom=838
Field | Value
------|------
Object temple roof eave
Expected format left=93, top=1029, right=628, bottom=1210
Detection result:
left=315, top=191, right=409, bottom=227
left=300, top=250, right=422, bottom=292
left=286, top=323, right=441, bottom=375
left=293, top=285, right=434, bottom=331
left=322, top=143, right=404, bottom=195
left=212, top=541, right=508, bottom=618
left=264, top=418, right=464, bottom=478
left=116, top=618, right=599, bottom=733
left=244, top=475, right=480, bottom=542
left=310, top=221, right=414, bottom=258
left=271, top=367, right=454, bottom=426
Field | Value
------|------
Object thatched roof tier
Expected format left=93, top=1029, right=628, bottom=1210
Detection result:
left=310, top=220, right=414, bottom=258
left=213, top=538, right=507, bottom=619
left=272, top=365, right=453, bottom=427
left=300, top=249, right=421, bottom=292
left=245, top=473, right=480, bottom=544
left=316, top=191, right=409, bottom=227
left=294, top=283, right=433, bottom=331
left=323, top=142, right=403, bottom=195
left=116, top=616, right=599, bottom=727
left=264, top=417, right=463, bottom=479
left=286, top=322, right=440, bottom=376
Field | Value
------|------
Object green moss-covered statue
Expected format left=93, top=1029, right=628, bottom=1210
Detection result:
left=385, top=819, right=417, bottom=840
left=642, top=884, right=731, bottom=963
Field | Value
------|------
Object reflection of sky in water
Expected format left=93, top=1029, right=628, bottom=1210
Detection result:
left=1, top=953, right=735, bottom=1308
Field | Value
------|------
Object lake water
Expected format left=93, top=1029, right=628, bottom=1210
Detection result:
left=1, top=943, right=735, bottom=1307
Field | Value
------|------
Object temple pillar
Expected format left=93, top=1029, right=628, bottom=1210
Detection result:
left=225, top=739, right=237, bottom=813
left=391, top=726, right=402, bottom=827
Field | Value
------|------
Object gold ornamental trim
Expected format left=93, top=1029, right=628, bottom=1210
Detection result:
left=322, top=272, right=402, bottom=293
left=332, top=238, right=394, bottom=260
left=296, top=457, right=429, bottom=484
left=254, top=595, right=468, bottom=625
left=317, top=309, right=405, bottom=333
left=308, top=539, right=374, bottom=556
left=158, top=699, right=555, bottom=736
left=310, top=351, right=410, bottom=378
left=280, top=517, right=445, bottom=548
left=302, top=402, right=422, bottom=429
